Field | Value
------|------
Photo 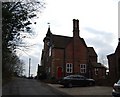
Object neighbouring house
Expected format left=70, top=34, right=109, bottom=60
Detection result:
left=107, top=39, right=120, bottom=84
left=39, top=19, right=107, bottom=80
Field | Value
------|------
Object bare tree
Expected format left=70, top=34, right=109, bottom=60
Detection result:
left=2, top=0, right=45, bottom=80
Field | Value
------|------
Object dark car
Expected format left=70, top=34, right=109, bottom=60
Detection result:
left=112, top=79, right=120, bottom=97
left=58, top=75, right=95, bottom=88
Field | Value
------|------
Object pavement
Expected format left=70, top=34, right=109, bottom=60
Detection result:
left=48, top=84, right=113, bottom=96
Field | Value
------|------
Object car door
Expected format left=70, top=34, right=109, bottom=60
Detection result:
left=73, top=75, right=83, bottom=86
left=79, top=76, right=87, bottom=86
left=69, top=75, right=79, bottom=86
left=69, top=76, right=76, bottom=86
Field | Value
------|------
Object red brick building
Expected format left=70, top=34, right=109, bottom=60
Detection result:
left=40, top=19, right=107, bottom=80
left=107, top=39, right=120, bottom=84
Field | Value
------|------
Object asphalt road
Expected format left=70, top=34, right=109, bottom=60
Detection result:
left=2, top=77, right=67, bottom=96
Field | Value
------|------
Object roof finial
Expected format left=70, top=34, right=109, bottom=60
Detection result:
left=47, top=22, right=50, bottom=28
left=46, top=22, right=52, bottom=37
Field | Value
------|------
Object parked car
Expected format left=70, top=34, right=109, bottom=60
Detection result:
left=58, top=75, right=95, bottom=87
left=112, top=79, right=120, bottom=97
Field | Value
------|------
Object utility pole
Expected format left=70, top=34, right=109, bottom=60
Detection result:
left=29, top=58, right=31, bottom=77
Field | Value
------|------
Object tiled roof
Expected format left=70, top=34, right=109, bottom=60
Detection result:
left=51, top=34, right=72, bottom=48
left=92, top=62, right=107, bottom=69
left=51, top=34, right=88, bottom=49
left=107, top=41, right=120, bottom=57
left=115, top=41, right=120, bottom=54
left=88, top=47, right=97, bottom=57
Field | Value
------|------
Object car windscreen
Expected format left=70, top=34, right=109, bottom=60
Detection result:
left=64, top=76, right=71, bottom=79
left=117, top=80, right=120, bottom=84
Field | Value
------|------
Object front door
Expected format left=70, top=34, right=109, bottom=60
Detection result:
left=57, top=67, right=62, bottom=79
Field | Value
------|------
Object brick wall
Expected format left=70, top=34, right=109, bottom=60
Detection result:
left=51, top=48, right=64, bottom=79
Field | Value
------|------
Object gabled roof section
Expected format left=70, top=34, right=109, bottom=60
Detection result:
left=107, top=41, right=120, bottom=57
left=115, top=41, right=120, bottom=54
left=92, top=62, right=108, bottom=69
left=88, top=47, right=97, bottom=57
left=79, top=38, right=88, bottom=47
left=51, top=34, right=72, bottom=48
left=51, top=34, right=89, bottom=49
left=107, top=53, right=115, bottom=58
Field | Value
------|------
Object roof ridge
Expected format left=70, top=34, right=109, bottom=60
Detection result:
left=52, top=34, right=72, bottom=38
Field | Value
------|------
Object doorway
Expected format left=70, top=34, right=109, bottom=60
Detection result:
left=57, top=67, right=62, bottom=79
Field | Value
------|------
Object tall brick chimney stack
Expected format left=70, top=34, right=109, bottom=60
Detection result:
left=73, top=19, right=80, bottom=37
left=73, top=19, right=80, bottom=73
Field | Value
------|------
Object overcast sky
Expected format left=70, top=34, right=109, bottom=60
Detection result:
left=18, top=0, right=119, bottom=77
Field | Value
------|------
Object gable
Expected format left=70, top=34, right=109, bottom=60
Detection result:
left=51, top=34, right=72, bottom=48
left=88, top=47, right=97, bottom=57
left=92, top=62, right=107, bottom=69
left=79, top=38, right=88, bottom=48
left=115, top=42, right=120, bottom=55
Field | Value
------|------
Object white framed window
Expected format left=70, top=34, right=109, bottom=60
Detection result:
left=66, top=63, right=73, bottom=73
left=48, top=67, right=50, bottom=73
left=49, top=47, right=52, bottom=56
left=95, top=68, right=98, bottom=75
left=80, top=64, right=86, bottom=73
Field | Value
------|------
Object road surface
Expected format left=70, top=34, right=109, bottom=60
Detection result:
left=48, top=84, right=113, bottom=97
left=2, top=77, right=67, bottom=96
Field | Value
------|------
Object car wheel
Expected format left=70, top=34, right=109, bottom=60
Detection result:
left=64, top=84, right=67, bottom=88
left=68, top=83, right=72, bottom=88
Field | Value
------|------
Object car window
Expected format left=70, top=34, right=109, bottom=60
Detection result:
left=80, top=77, right=84, bottom=79
left=117, top=80, right=120, bottom=84
left=72, top=76, right=80, bottom=79
left=65, top=75, right=87, bottom=79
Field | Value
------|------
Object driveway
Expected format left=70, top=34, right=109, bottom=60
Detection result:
left=48, top=84, right=113, bottom=96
